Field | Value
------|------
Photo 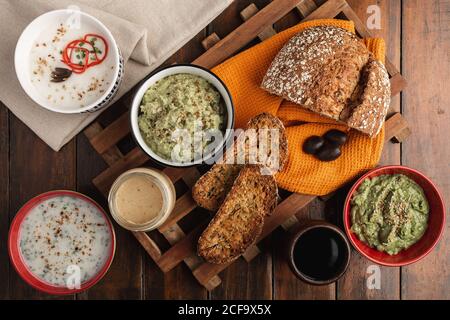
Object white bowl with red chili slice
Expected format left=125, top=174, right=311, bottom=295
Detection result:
left=15, top=9, right=123, bottom=113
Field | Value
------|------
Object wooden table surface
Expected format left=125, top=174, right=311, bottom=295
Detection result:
left=1, top=0, right=449, bottom=300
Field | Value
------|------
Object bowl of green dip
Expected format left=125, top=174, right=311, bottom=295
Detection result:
left=344, top=165, right=445, bottom=266
left=130, top=64, right=234, bottom=167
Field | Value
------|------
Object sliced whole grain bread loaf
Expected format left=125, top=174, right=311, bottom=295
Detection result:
left=197, top=165, right=278, bottom=264
left=261, top=25, right=390, bottom=137
left=192, top=113, right=288, bottom=211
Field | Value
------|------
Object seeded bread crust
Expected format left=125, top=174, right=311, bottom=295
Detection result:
left=346, top=58, right=390, bottom=136
left=261, top=25, right=391, bottom=137
left=197, top=165, right=278, bottom=264
left=192, top=113, right=288, bottom=211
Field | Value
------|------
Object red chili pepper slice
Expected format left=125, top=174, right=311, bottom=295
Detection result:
left=61, top=34, right=109, bottom=74
left=62, top=47, right=89, bottom=73
left=83, top=34, right=108, bottom=67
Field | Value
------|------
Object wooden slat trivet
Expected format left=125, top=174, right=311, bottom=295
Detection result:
left=83, top=0, right=409, bottom=290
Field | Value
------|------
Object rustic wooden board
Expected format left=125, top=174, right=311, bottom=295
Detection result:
left=80, top=0, right=409, bottom=291
left=401, top=0, right=450, bottom=300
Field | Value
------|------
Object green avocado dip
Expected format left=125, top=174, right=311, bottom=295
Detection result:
left=138, top=73, right=225, bottom=161
left=351, top=174, right=429, bottom=255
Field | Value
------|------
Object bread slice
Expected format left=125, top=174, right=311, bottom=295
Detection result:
left=192, top=113, right=288, bottom=211
left=346, top=58, right=391, bottom=136
left=197, top=165, right=278, bottom=264
left=192, top=163, right=242, bottom=212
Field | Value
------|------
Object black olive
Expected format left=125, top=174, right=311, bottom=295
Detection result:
left=303, top=135, right=325, bottom=154
left=51, top=68, right=72, bottom=83
left=324, top=129, right=348, bottom=146
left=315, top=142, right=342, bottom=161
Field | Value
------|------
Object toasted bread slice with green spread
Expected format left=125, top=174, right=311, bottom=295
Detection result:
left=197, top=165, right=278, bottom=264
left=192, top=113, right=287, bottom=211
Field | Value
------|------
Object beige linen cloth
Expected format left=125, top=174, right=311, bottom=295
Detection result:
left=0, top=0, right=232, bottom=151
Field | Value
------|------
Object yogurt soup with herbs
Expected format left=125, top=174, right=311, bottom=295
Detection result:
left=29, top=21, right=115, bottom=109
left=138, top=73, right=226, bottom=162
left=19, top=196, right=113, bottom=287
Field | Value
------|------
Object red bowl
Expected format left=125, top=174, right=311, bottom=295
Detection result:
left=8, top=190, right=116, bottom=295
left=343, top=165, right=446, bottom=266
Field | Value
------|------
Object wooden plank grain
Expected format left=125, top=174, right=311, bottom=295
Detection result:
left=191, top=114, right=403, bottom=299
left=133, top=232, right=162, bottom=262
left=240, top=3, right=277, bottom=40
left=158, top=193, right=198, bottom=233
left=157, top=224, right=205, bottom=273
left=300, top=0, right=348, bottom=22
left=337, top=0, right=402, bottom=300
left=89, top=112, right=130, bottom=155
left=8, top=114, right=76, bottom=300
left=296, top=0, right=319, bottom=18
left=193, top=0, right=300, bottom=69
left=0, top=103, right=9, bottom=299
left=84, top=122, right=124, bottom=166
left=401, top=0, right=450, bottom=299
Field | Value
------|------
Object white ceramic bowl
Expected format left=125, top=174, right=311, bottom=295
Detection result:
left=130, top=64, right=235, bottom=167
left=15, top=9, right=123, bottom=114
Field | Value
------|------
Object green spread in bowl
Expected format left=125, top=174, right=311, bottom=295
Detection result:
left=138, top=73, right=226, bottom=162
left=351, top=174, right=429, bottom=255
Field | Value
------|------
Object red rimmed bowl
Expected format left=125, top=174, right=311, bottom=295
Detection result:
left=8, top=190, right=116, bottom=295
left=343, top=165, right=446, bottom=266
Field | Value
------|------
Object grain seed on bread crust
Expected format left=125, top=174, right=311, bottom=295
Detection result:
left=346, top=58, right=391, bottom=136
left=197, top=165, right=278, bottom=264
left=192, top=113, right=288, bottom=211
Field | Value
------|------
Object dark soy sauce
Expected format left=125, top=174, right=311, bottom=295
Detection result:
left=293, top=227, right=348, bottom=281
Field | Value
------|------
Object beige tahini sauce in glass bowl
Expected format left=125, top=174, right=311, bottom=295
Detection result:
left=108, top=168, right=176, bottom=231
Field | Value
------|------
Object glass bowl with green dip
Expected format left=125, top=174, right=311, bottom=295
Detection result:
left=344, top=165, right=445, bottom=266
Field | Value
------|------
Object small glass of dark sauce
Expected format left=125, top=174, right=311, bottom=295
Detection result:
left=288, top=221, right=351, bottom=285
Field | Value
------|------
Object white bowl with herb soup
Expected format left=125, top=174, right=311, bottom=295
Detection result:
left=8, top=191, right=115, bottom=294
left=130, top=64, right=234, bottom=167
left=15, top=9, right=123, bottom=113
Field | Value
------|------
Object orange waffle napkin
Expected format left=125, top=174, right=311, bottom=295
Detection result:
left=212, top=19, right=387, bottom=195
